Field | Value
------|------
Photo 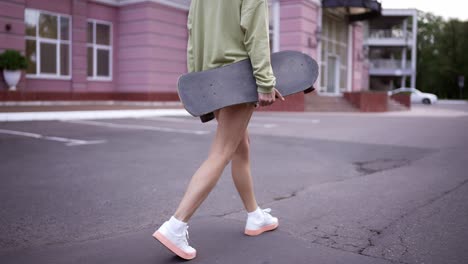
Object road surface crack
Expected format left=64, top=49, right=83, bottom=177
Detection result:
left=273, top=190, right=298, bottom=201
left=353, top=158, right=411, bottom=175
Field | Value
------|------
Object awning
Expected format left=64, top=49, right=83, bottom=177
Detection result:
left=322, top=0, right=382, bottom=22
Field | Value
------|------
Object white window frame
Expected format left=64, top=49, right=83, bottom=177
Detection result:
left=319, top=12, right=349, bottom=95
left=25, top=9, right=72, bottom=80
left=87, top=19, right=113, bottom=81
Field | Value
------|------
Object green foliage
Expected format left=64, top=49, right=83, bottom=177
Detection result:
left=417, top=13, right=468, bottom=99
left=0, top=49, right=28, bottom=71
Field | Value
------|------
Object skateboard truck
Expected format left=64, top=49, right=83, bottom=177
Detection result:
left=304, top=86, right=315, bottom=94
left=200, top=112, right=215, bottom=123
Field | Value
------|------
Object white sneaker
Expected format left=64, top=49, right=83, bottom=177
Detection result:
left=244, top=208, right=279, bottom=236
left=153, top=221, right=197, bottom=260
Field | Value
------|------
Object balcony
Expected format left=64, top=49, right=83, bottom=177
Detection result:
left=369, top=59, right=413, bottom=76
left=365, top=29, right=413, bottom=47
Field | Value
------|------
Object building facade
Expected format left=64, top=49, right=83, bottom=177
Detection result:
left=364, top=9, right=418, bottom=91
left=0, top=0, right=378, bottom=110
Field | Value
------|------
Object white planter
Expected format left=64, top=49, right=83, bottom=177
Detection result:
left=3, top=70, right=22, bottom=91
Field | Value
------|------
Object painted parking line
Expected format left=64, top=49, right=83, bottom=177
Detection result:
left=143, top=116, right=278, bottom=128
left=63, top=120, right=210, bottom=135
left=0, top=129, right=106, bottom=146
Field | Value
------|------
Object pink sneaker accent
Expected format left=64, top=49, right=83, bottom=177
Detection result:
left=244, top=207, right=279, bottom=236
left=245, top=222, right=279, bottom=236
left=152, top=223, right=196, bottom=260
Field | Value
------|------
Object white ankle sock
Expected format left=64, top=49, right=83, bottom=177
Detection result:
left=167, top=216, right=187, bottom=235
left=248, top=206, right=263, bottom=219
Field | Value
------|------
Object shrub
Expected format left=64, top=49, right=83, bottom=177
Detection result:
left=0, top=49, right=28, bottom=71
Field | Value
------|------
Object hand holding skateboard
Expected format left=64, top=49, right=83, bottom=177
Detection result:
left=256, top=88, right=285, bottom=107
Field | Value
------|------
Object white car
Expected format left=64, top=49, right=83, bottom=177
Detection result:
left=388, top=88, right=438, bottom=104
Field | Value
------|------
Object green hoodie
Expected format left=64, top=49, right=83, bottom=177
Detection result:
left=187, top=0, right=276, bottom=94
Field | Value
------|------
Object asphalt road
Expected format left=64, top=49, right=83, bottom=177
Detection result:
left=1, top=103, right=468, bottom=264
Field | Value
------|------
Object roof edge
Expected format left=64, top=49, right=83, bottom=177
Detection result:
left=89, top=0, right=189, bottom=11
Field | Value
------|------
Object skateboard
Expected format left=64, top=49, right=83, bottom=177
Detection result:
left=177, top=50, right=319, bottom=123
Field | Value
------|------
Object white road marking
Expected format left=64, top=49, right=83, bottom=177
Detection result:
left=63, top=120, right=210, bottom=135
left=252, top=116, right=321, bottom=124
left=144, top=116, right=278, bottom=128
left=0, top=109, right=190, bottom=122
left=0, top=129, right=106, bottom=146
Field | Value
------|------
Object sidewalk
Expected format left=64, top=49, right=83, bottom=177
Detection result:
left=2, top=100, right=468, bottom=122
left=0, top=101, right=190, bottom=122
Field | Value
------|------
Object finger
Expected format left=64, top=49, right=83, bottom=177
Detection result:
left=275, top=89, right=285, bottom=101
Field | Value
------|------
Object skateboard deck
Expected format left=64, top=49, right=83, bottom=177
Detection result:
left=177, top=50, right=319, bottom=122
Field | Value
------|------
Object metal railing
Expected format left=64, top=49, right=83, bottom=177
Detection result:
left=369, top=29, right=413, bottom=40
left=370, top=59, right=412, bottom=69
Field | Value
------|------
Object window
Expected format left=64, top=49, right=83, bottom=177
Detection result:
left=319, top=12, right=349, bottom=94
left=25, top=9, right=71, bottom=78
left=87, top=20, right=112, bottom=80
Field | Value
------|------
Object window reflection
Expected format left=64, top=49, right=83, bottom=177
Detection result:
left=39, top=13, right=58, bottom=39
left=25, top=9, right=38, bottom=36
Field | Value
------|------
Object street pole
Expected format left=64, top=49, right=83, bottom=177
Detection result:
left=459, top=76, right=465, bottom=99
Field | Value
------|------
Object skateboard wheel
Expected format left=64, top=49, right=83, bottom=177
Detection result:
left=304, top=87, right=315, bottom=94
left=200, top=112, right=215, bottom=123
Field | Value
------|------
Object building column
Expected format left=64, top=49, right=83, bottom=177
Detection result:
left=352, top=22, right=368, bottom=91
left=271, top=0, right=320, bottom=111
left=347, top=24, right=353, bottom=92
left=71, top=0, right=88, bottom=92
left=410, top=11, right=417, bottom=88
left=272, top=0, right=281, bottom=52
left=402, top=46, right=407, bottom=87
left=279, top=0, right=319, bottom=57
left=401, top=18, right=408, bottom=87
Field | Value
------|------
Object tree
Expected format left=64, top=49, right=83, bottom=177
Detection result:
left=417, top=13, right=468, bottom=99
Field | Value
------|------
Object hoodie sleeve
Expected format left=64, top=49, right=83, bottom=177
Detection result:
left=240, top=0, right=276, bottom=93
left=186, top=4, right=195, bottom=73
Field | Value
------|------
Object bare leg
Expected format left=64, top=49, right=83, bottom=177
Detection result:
left=231, top=130, right=258, bottom=213
left=173, top=103, right=255, bottom=222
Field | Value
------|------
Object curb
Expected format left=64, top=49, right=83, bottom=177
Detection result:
left=0, top=109, right=190, bottom=122
left=437, top=100, right=468, bottom=105
left=0, top=101, right=184, bottom=107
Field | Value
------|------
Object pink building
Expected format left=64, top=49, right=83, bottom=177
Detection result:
left=0, top=0, right=384, bottom=111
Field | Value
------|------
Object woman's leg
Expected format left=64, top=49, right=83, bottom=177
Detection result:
left=231, top=129, right=279, bottom=237
left=231, top=130, right=258, bottom=213
left=173, top=103, right=255, bottom=222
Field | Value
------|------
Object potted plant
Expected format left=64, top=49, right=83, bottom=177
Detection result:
left=0, top=49, right=28, bottom=91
